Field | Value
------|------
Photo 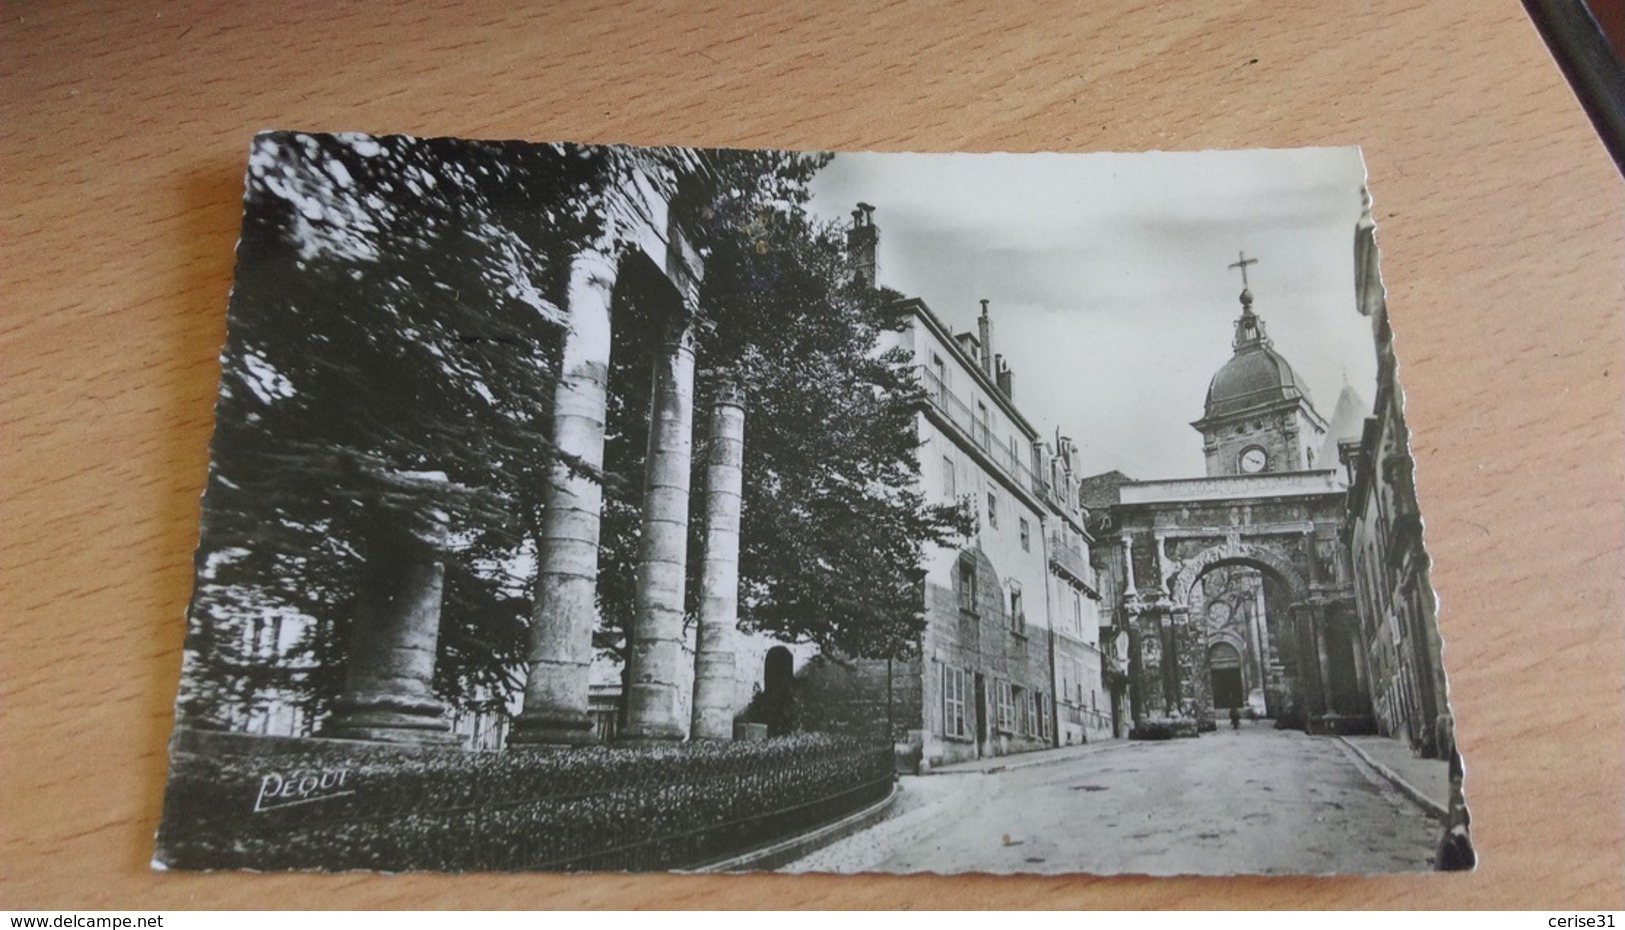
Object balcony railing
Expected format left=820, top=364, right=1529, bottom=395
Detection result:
left=920, top=367, right=1043, bottom=497
left=1047, top=528, right=1098, bottom=591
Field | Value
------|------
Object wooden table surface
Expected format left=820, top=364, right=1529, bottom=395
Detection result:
left=5, top=0, right=1622, bottom=910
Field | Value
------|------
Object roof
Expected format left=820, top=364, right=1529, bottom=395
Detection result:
left=1199, top=294, right=1319, bottom=423
left=1203, top=342, right=1316, bottom=420
left=1078, top=470, right=1136, bottom=509
left=1316, top=383, right=1372, bottom=467
left=892, top=295, right=1040, bottom=441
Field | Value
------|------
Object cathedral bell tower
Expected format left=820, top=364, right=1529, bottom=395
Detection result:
left=1192, top=252, right=1329, bottom=477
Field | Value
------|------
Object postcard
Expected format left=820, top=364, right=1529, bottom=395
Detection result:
left=155, top=133, right=1471, bottom=874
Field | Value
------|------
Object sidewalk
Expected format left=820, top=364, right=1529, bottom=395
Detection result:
left=1338, top=734, right=1452, bottom=821
left=927, top=738, right=1129, bottom=775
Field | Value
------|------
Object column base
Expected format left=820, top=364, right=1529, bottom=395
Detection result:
left=617, top=723, right=688, bottom=744
left=507, top=710, right=597, bottom=748
left=320, top=693, right=462, bottom=747
left=623, top=680, right=688, bottom=743
left=689, top=716, right=735, bottom=741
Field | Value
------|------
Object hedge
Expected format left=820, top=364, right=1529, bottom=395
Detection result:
left=155, top=732, right=893, bottom=872
left=1128, top=716, right=1200, bottom=740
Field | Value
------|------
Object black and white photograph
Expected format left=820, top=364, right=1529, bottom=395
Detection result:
left=155, top=133, right=1471, bottom=875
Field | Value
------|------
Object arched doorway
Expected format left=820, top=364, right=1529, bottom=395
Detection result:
left=1208, top=642, right=1244, bottom=709
left=764, top=646, right=794, bottom=697
left=1173, top=547, right=1309, bottom=722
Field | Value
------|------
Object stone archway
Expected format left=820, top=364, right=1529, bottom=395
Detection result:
left=1164, top=543, right=1312, bottom=724
left=1169, top=540, right=1309, bottom=611
left=1108, top=475, right=1364, bottom=733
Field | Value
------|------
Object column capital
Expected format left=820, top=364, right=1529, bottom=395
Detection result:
left=714, top=377, right=746, bottom=410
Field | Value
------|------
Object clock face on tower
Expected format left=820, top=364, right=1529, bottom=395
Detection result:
left=1239, top=446, right=1268, bottom=473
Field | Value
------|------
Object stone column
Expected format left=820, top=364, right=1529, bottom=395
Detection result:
left=1125, top=624, right=1146, bottom=723
left=1312, top=606, right=1335, bottom=716
left=323, top=503, right=459, bottom=745
left=624, top=308, right=699, bottom=742
left=1345, top=605, right=1372, bottom=707
left=1285, top=602, right=1319, bottom=720
left=1250, top=579, right=1273, bottom=715
left=1288, top=602, right=1332, bottom=719
left=1120, top=534, right=1137, bottom=597
left=690, top=381, right=746, bottom=740
left=1168, top=606, right=1208, bottom=719
left=1159, top=611, right=1181, bottom=714
left=1153, top=534, right=1168, bottom=593
left=510, top=246, right=619, bottom=747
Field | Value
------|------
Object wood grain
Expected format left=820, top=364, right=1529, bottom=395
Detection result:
left=3, top=0, right=1621, bottom=909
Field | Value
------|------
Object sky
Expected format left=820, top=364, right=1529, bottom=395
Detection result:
left=805, top=147, right=1378, bottom=480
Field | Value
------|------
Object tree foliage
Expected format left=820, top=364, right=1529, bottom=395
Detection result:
left=184, top=136, right=969, bottom=736
left=593, top=169, right=971, bottom=664
left=185, top=132, right=605, bottom=727
left=692, top=208, right=973, bottom=660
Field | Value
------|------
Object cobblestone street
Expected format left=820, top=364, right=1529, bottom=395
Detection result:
left=785, top=723, right=1444, bottom=875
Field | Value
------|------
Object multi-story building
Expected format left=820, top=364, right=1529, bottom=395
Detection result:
left=779, top=210, right=1119, bottom=767
left=1040, top=437, right=1114, bottom=744
left=1343, top=194, right=1452, bottom=760
left=900, top=295, right=1059, bottom=765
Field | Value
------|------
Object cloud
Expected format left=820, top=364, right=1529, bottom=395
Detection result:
left=809, top=147, right=1378, bottom=479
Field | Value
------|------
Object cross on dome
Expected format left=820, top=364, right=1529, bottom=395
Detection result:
left=1228, top=250, right=1258, bottom=289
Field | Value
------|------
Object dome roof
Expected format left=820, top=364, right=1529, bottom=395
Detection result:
left=1204, top=342, right=1313, bottom=420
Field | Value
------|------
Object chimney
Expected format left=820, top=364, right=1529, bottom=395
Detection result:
left=995, top=354, right=1013, bottom=399
left=978, top=299, right=993, bottom=376
left=847, top=203, right=878, bottom=288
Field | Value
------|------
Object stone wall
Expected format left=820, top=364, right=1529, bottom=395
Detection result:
left=1199, top=403, right=1325, bottom=477
left=795, top=652, right=922, bottom=744
left=921, top=554, right=1055, bottom=767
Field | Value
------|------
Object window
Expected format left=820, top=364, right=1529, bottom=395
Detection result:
left=931, top=354, right=946, bottom=397
left=1019, top=517, right=1031, bottom=551
left=245, top=615, right=282, bottom=659
left=957, top=555, right=979, bottom=613
left=1072, top=592, right=1083, bottom=637
left=1034, top=691, right=1050, bottom=739
left=997, top=680, right=1016, bottom=733
left=942, top=455, right=956, bottom=499
left=987, top=489, right=999, bottom=529
left=1009, top=586, right=1025, bottom=634
left=942, top=664, right=969, bottom=739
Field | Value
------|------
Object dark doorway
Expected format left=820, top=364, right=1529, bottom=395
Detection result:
left=764, top=646, right=793, bottom=697
left=1110, top=684, right=1124, bottom=739
left=1209, top=642, right=1245, bottom=709
left=1211, top=668, right=1244, bottom=709
left=1323, top=621, right=1364, bottom=716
